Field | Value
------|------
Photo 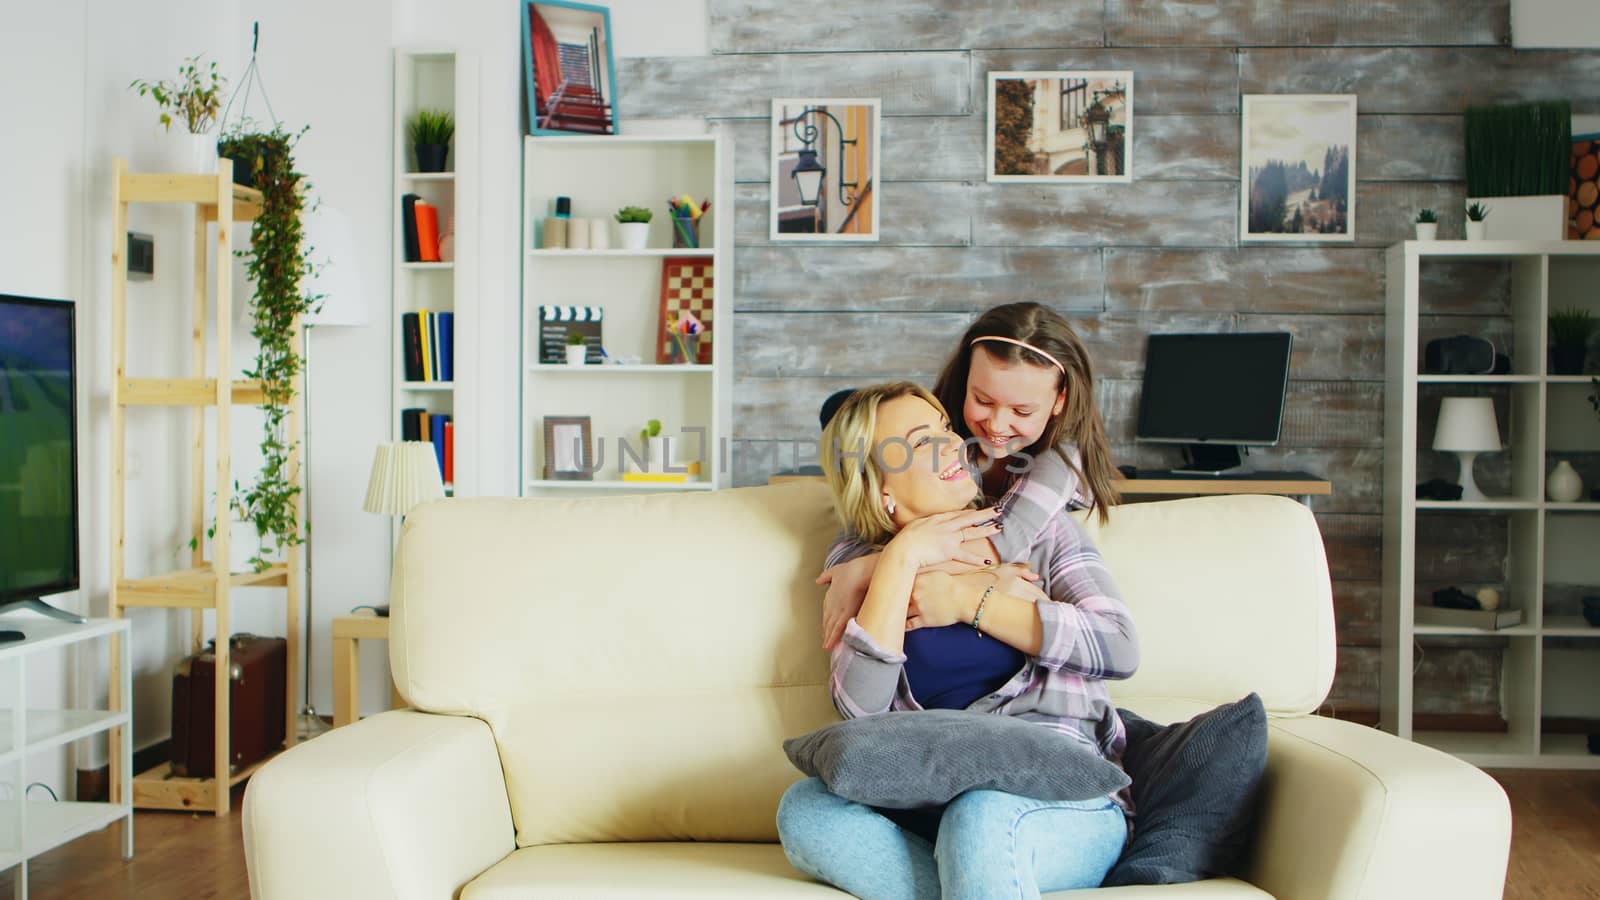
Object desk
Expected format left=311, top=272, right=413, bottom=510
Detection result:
left=332, top=612, right=404, bottom=728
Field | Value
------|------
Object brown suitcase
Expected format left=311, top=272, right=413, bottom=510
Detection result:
left=171, top=634, right=287, bottom=778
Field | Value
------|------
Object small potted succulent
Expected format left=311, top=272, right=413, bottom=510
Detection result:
left=565, top=331, right=589, bottom=367
left=409, top=109, right=455, bottom=173
left=1549, top=307, right=1596, bottom=375
left=1414, top=208, right=1438, bottom=240
left=639, top=418, right=668, bottom=471
left=1464, top=202, right=1491, bottom=240
left=130, top=55, right=225, bottom=173
left=616, top=206, right=653, bottom=251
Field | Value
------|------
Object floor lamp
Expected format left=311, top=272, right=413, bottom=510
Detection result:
left=298, top=206, right=368, bottom=739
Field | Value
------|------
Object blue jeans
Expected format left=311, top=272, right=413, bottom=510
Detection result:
left=777, top=778, right=1127, bottom=900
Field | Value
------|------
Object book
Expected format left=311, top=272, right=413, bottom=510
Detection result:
left=401, top=407, right=424, bottom=442
left=437, top=312, right=455, bottom=382
left=418, top=309, right=433, bottom=381
left=402, top=313, right=424, bottom=382
left=621, top=472, right=690, bottom=483
left=428, top=312, right=443, bottom=381
left=430, top=414, right=449, bottom=476
left=443, top=420, right=455, bottom=484
left=415, top=200, right=441, bottom=262
left=401, top=194, right=421, bottom=263
left=419, top=411, right=432, bottom=444
left=1414, top=606, right=1523, bottom=630
left=537, top=305, right=603, bottom=364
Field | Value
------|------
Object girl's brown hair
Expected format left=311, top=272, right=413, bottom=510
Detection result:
left=819, top=382, right=947, bottom=547
left=933, top=302, right=1120, bottom=523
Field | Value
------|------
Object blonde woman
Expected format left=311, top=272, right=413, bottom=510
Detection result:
left=777, top=382, right=1139, bottom=899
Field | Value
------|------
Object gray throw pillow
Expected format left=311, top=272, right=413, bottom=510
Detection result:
left=783, top=709, right=1130, bottom=810
left=1102, top=693, right=1268, bottom=886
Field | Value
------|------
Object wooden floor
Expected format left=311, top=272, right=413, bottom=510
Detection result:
left=1, top=772, right=1597, bottom=898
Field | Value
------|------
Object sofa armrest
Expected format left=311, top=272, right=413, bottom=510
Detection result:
left=244, top=710, right=516, bottom=899
left=1242, top=715, right=1510, bottom=900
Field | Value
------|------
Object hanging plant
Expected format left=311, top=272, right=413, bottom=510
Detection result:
left=220, top=123, right=320, bottom=570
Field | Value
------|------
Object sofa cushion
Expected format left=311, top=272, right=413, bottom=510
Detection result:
left=457, top=842, right=1275, bottom=899
left=1103, top=694, right=1269, bottom=886
left=783, top=709, right=1129, bottom=809
left=1078, top=495, right=1334, bottom=716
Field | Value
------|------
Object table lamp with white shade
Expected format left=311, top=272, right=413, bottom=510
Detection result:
left=1433, top=397, right=1502, bottom=502
left=362, top=442, right=445, bottom=617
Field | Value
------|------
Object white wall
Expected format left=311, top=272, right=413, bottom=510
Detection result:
left=1513, top=0, right=1600, bottom=48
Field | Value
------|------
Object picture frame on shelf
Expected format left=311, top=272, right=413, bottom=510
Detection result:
left=522, top=1, right=618, bottom=136
left=770, top=98, right=881, bottom=242
left=657, top=256, right=714, bottom=364
left=543, top=415, right=594, bottom=481
left=987, top=71, right=1132, bottom=183
left=1240, top=94, right=1356, bottom=243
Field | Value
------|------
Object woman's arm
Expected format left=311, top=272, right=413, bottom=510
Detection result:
left=989, top=445, right=1088, bottom=563
left=1030, top=514, right=1139, bottom=679
left=817, top=535, right=879, bottom=649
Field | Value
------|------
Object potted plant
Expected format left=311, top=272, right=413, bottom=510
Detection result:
left=565, top=331, right=589, bottom=366
left=616, top=206, right=652, bottom=250
left=228, top=123, right=316, bottom=568
left=217, top=124, right=287, bottom=189
left=1464, top=202, right=1490, bottom=241
left=1414, top=208, right=1438, bottom=240
left=1464, top=100, right=1571, bottom=240
left=129, top=55, right=225, bottom=173
left=409, top=109, right=454, bottom=173
left=1549, top=307, right=1596, bottom=375
left=639, top=418, right=667, bottom=471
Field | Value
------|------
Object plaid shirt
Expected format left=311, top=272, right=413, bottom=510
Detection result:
left=824, top=446, right=1138, bottom=763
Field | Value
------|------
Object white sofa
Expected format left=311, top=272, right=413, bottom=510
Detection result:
left=243, top=482, right=1512, bottom=898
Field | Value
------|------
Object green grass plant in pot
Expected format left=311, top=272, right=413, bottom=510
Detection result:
left=410, top=109, right=455, bottom=173
left=1463, top=99, right=1571, bottom=240
left=616, top=206, right=653, bottom=251
left=1549, top=307, right=1596, bottom=375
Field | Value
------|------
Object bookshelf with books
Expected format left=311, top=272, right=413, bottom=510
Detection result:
left=520, top=134, right=733, bottom=495
left=393, top=49, right=478, bottom=495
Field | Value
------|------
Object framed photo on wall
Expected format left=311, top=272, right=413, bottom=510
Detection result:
left=770, top=98, right=881, bottom=242
left=542, top=415, right=594, bottom=481
left=1240, top=94, right=1357, bottom=242
left=522, top=1, right=618, bottom=136
left=988, top=71, right=1132, bottom=182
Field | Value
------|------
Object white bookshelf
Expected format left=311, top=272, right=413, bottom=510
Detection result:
left=0, top=617, right=133, bottom=890
left=1383, top=241, right=1600, bottom=769
left=393, top=48, right=479, bottom=499
left=520, top=134, right=733, bottom=495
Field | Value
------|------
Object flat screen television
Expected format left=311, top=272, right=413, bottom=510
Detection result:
left=1135, top=332, right=1294, bottom=474
left=0, top=294, right=85, bottom=622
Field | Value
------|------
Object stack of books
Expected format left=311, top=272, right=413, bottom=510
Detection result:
left=400, top=409, right=454, bottom=484
left=402, top=310, right=454, bottom=382
left=400, top=194, right=442, bottom=263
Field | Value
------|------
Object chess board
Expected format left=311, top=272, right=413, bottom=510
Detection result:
left=657, top=256, right=714, bottom=364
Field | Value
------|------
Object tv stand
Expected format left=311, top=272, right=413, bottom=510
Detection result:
left=1174, top=443, right=1242, bottom=475
left=0, top=598, right=87, bottom=624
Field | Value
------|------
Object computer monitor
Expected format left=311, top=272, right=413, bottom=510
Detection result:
left=1135, top=332, right=1293, bottom=474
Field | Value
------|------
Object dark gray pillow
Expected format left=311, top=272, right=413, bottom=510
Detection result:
left=1102, top=693, right=1268, bottom=886
left=783, top=709, right=1130, bottom=810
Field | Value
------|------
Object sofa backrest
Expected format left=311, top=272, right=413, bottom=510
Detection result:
left=390, top=482, right=1333, bottom=847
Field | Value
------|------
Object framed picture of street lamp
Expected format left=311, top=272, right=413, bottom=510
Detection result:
left=987, top=71, right=1132, bottom=182
left=770, top=98, right=881, bottom=242
left=1240, top=94, right=1356, bottom=242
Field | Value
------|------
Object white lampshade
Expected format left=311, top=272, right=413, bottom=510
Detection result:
left=1433, top=397, right=1502, bottom=452
left=303, top=206, right=369, bottom=327
left=363, top=442, right=444, bottom=516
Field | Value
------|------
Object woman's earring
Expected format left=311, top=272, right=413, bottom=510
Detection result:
left=884, top=497, right=896, bottom=516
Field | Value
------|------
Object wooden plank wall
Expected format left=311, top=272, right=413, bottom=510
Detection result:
left=616, top=1, right=1600, bottom=720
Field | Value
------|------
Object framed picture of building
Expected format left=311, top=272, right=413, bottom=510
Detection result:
left=522, top=1, right=618, bottom=136
left=987, top=71, right=1132, bottom=183
left=770, top=99, right=881, bottom=242
left=1240, top=94, right=1357, bottom=242
left=542, top=415, right=594, bottom=480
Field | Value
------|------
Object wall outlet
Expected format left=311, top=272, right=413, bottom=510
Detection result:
left=127, top=232, right=154, bottom=281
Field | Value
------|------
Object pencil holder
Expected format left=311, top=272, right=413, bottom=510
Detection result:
left=669, top=333, right=700, bottom=364
left=671, top=215, right=700, bottom=248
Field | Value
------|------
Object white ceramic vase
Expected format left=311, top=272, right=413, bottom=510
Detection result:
left=619, top=222, right=649, bottom=251
left=1415, top=223, right=1438, bottom=240
left=165, top=130, right=216, bottom=174
left=647, top=435, right=670, bottom=472
left=565, top=344, right=588, bottom=366
left=227, top=520, right=263, bottom=574
left=1548, top=460, right=1584, bottom=503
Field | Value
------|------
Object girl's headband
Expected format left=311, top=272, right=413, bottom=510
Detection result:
left=970, top=336, right=1066, bottom=376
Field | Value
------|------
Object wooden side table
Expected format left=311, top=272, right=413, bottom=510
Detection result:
left=332, top=612, right=404, bottom=728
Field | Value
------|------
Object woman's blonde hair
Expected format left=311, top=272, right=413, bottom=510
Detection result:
left=820, top=381, right=946, bottom=547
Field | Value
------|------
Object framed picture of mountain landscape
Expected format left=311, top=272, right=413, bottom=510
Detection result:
left=1241, top=94, right=1356, bottom=242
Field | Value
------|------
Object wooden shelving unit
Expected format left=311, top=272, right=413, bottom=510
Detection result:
left=108, top=159, right=301, bottom=815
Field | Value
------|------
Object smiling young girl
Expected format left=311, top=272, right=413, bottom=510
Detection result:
left=818, top=302, right=1121, bottom=648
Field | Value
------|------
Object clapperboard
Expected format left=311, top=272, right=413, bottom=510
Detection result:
left=538, top=306, right=604, bottom=364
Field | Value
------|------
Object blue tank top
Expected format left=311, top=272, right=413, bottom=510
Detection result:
left=902, top=625, right=1026, bottom=710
